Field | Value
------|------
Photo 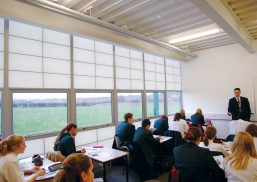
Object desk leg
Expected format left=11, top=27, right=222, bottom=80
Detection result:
left=125, top=156, right=128, bottom=182
left=103, top=163, right=106, bottom=182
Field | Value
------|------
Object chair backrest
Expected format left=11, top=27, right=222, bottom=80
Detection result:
left=46, top=151, right=65, bottom=162
left=209, top=151, right=224, bottom=157
left=114, top=136, right=121, bottom=148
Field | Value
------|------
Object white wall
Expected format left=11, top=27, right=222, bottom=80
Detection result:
left=182, top=43, right=257, bottom=121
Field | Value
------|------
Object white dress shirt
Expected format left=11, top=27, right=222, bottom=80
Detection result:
left=169, top=119, right=189, bottom=138
left=0, top=152, right=25, bottom=182
left=229, top=119, right=250, bottom=135
left=199, top=140, right=230, bottom=157
left=224, top=157, right=257, bottom=182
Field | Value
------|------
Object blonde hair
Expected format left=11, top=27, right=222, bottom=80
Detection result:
left=226, top=132, right=257, bottom=170
left=0, top=135, right=25, bottom=155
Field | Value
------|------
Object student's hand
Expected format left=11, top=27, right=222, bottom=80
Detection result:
left=227, top=112, right=232, bottom=116
left=35, top=168, right=45, bottom=177
left=24, top=166, right=40, bottom=174
left=81, top=148, right=86, bottom=153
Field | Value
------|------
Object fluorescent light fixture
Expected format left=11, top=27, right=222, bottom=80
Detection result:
left=169, top=28, right=222, bottom=44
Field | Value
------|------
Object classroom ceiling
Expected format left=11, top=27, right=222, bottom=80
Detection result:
left=24, top=0, right=257, bottom=53
left=221, top=0, right=257, bottom=40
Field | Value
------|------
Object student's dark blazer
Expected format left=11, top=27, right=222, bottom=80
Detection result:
left=115, top=120, right=135, bottom=144
left=191, top=113, right=205, bottom=126
left=228, top=96, right=251, bottom=121
left=57, top=133, right=81, bottom=157
left=173, top=142, right=225, bottom=182
left=153, top=118, right=168, bottom=136
left=133, top=127, right=159, bottom=167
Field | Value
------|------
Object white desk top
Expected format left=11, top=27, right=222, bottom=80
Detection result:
left=153, top=135, right=173, bottom=143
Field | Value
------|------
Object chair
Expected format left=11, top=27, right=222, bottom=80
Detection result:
left=226, top=134, right=235, bottom=142
left=209, top=151, right=224, bottom=157
left=46, top=151, right=65, bottom=163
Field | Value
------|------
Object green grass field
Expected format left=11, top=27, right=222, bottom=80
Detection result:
left=13, top=102, right=180, bottom=136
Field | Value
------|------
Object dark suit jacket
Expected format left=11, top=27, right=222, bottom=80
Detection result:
left=191, top=113, right=205, bottom=126
left=173, top=142, right=225, bottom=182
left=56, top=133, right=81, bottom=157
left=133, top=127, right=159, bottom=167
left=228, top=96, right=251, bottom=120
left=115, top=120, right=135, bottom=144
left=153, top=118, right=168, bottom=135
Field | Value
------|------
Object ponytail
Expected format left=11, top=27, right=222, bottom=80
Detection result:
left=203, top=126, right=216, bottom=147
left=0, top=135, right=24, bottom=155
left=54, top=124, right=77, bottom=151
left=184, top=127, right=201, bottom=142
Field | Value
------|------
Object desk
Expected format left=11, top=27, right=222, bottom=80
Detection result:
left=19, top=157, right=55, bottom=182
left=153, top=135, right=172, bottom=143
left=222, top=142, right=233, bottom=154
left=86, top=148, right=129, bottom=182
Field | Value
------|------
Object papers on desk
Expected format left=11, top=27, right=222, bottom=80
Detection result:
left=85, top=147, right=102, bottom=156
left=213, top=155, right=224, bottom=170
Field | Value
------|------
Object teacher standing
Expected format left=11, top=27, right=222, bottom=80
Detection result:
left=227, top=88, right=251, bottom=121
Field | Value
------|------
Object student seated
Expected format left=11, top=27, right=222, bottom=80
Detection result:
left=0, top=135, right=45, bottom=182
left=153, top=114, right=169, bottom=136
left=55, top=153, right=94, bottom=182
left=179, top=108, right=187, bottom=120
left=199, top=126, right=229, bottom=157
left=245, top=124, right=257, bottom=151
left=173, top=127, right=225, bottom=182
left=115, top=113, right=135, bottom=146
left=191, top=108, right=205, bottom=126
left=169, top=113, right=189, bottom=138
left=224, top=132, right=257, bottom=182
left=132, top=119, right=160, bottom=181
left=54, top=124, right=86, bottom=157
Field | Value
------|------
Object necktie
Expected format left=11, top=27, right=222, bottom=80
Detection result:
left=237, top=98, right=242, bottom=113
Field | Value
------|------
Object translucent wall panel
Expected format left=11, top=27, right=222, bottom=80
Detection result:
left=73, top=36, right=94, bottom=50
left=9, top=36, right=42, bottom=56
left=74, top=62, right=95, bottom=76
left=144, top=53, right=154, bottom=62
left=165, top=58, right=181, bottom=91
left=43, top=43, right=70, bottom=60
left=116, top=79, right=131, bottom=89
left=130, top=50, right=143, bottom=60
left=130, top=59, right=143, bottom=70
left=116, top=67, right=130, bottom=79
left=0, top=18, right=4, bottom=34
left=115, top=46, right=129, bottom=57
left=0, top=70, right=3, bottom=88
left=43, top=29, right=70, bottom=46
left=74, top=48, right=94, bottom=63
left=44, top=58, right=70, bottom=74
left=74, top=75, right=95, bottom=89
left=96, top=65, right=113, bottom=78
left=95, top=41, right=113, bottom=54
left=9, top=54, right=42, bottom=72
left=115, top=56, right=130, bottom=68
left=13, top=93, right=67, bottom=136
left=156, top=82, right=165, bottom=90
left=0, top=52, right=3, bottom=87
left=95, top=52, right=113, bottom=66
left=76, top=93, right=112, bottom=127
left=0, top=92, right=1, bottom=134
left=167, top=91, right=181, bottom=114
left=117, top=93, right=142, bottom=121
left=0, top=34, right=3, bottom=51
left=131, top=80, right=144, bottom=90
left=131, top=70, right=143, bottom=79
left=44, top=74, right=70, bottom=88
left=166, top=66, right=174, bottom=74
left=167, top=82, right=175, bottom=90
left=9, top=21, right=42, bottom=40
left=9, top=71, right=43, bottom=88
left=0, top=52, right=2, bottom=69
left=96, top=77, right=113, bottom=89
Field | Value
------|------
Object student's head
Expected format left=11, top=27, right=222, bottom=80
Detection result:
left=124, top=113, right=134, bottom=124
left=234, top=88, right=241, bottom=97
left=179, top=108, right=185, bottom=116
left=142, top=119, right=151, bottom=130
left=195, top=108, right=202, bottom=115
left=227, top=132, right=256, bottom=170
left=66, top=123, right=78, bottom=137
left=184, top=127, right=202, bottom=144
left=173, top=113, right=182, bottom=121
left=203, top=126, right=217, bottom=146
left=0, top=135, right=26, bottom=155
left=246, top=124, right=257, bottom=138
left=160, top=114, right=168, bottom=120
left=54, top=123, right=78, bottom=151
left=55, top=153, right=94, bottom=182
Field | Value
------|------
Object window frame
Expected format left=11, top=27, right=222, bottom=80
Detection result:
left=166, top=90, right=183, bottom=115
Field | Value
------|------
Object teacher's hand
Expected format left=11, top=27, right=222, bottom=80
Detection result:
left=227, top=112, right=232, bottom=116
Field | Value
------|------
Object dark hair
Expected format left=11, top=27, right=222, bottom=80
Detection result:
left=124, top=113, right=133, bottom=121
left=54, top=124, right=77, bottom=151
left=160, top=114, right=168, bottom=120
left=234, top=88, right=241, bottom=92
left=203, top=126, right=217, bottom=146
left=184, top=126, right=202, bottom=142
left=246, top=124, right=257, bottom=137
left=142, top=119, right=151, bottom=128
left=173, top=113, right=182, bottom=121
left=55, top=153, right=92, bottom=182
